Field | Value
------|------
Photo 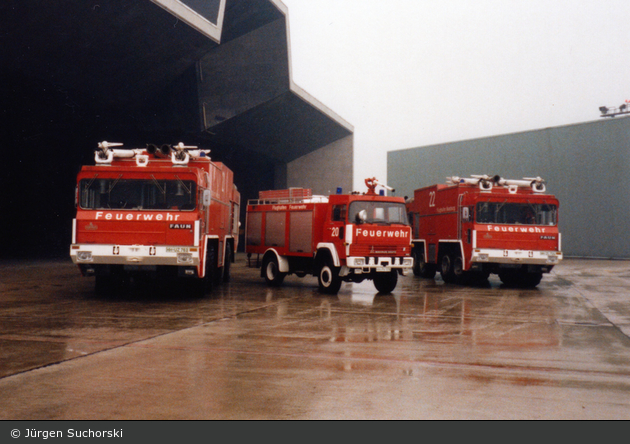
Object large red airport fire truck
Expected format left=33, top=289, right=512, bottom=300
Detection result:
left=406, top=175, right=562, bottom=287
left=245, top=178, right=414, bottom=294
left=70, top=141, right=240, bottom=293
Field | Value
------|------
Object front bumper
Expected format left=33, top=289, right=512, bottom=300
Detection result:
left=343, top=256, right=414, bottom=276
left=70, top=244, right=200, bottom=267
left=471, top=248, right=563, bottom=265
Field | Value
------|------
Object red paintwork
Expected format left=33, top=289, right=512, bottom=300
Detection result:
left=73, top=155, right=240, bottom=277
left=246, top=191, right=412, bottom=262
left=406, top=182, right=561, bottom=270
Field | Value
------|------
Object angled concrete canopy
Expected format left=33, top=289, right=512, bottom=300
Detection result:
left=0, top=0, right=353, bottom=258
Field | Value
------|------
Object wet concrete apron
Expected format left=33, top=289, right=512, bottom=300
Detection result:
left=0, top=256, right=629, bottom=419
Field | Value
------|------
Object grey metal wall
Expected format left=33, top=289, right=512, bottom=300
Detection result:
left=387, top=117, right=630, bottom=259
left=287, top=135, right=354, bottom=196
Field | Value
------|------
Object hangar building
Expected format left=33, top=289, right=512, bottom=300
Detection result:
left=0, top=0, right=354, bottom=258
left=388, top=116, right=630, bottom=259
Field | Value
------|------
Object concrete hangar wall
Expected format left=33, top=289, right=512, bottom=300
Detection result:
left=387, top=117, right=630, bottom=259
left=0, top=0, right=353, bottom=258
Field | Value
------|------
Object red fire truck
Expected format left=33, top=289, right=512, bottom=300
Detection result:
left=406, top=175, right=562, bottom=287
left=245, top=178, right=414, bottom=294
left=70, top=141, right=240, bottom=294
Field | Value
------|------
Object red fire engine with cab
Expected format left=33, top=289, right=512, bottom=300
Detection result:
left=245, top=178, right=414, bottom=294
left=70, top=141, right=240, bottom=293
left=406, top=175, right=562, bottom=287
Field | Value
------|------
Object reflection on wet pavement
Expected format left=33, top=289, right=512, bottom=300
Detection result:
left=0, top=256, right=629, bottom=419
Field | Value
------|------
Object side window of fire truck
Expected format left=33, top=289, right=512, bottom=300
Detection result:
left=79, top=179, right=97, bottom=208
left=476, top=202, right=492, bottom=223
left=331, top=205, right=347, bottom=222
left=166, top=180, right=196, bottom=210
left=537, top=204, right=557, bottom=225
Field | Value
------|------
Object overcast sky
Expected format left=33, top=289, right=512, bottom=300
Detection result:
left=281, top=0, right=630, bottom=190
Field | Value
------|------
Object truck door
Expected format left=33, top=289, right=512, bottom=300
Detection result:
left=328, top=204, right=346, bottom=243
left=461, top=205, right=474, bottom=245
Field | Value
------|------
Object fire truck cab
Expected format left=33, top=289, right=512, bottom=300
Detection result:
left=406, top=175, right=562, bottom=287
left=70, top=141, right=240, bottom=294
left=245, top=179, right=414, bottom=294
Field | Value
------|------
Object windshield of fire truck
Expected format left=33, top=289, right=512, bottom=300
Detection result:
left=79, top=177, right=197, bottom=210
left=476, top=202, right=557, bottom=225
left=348, top=201, right=409, bottom=225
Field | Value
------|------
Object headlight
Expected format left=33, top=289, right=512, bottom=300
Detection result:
left=76, top=251, right=93, bottom=262
left=478, top=253, right=489, bottom=261
left=354, top=258, right=365, bottom=266
left=402, top=258, right=413, bottom=267
left=177, top=253, right=193, bottom=264
left=546, top=254, right=559, bottom=264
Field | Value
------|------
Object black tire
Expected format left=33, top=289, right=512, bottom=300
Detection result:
left=440, top=254, right=456, bottom=283
left=453, top=256, right=465, bottom=283
left=95, top=275, right=115, bottom=295
left=223, top=243, right=232, bottom=283
left=421, top=262, right=437, bottom=280
left=373, top=270, right=398, bottom=294
left=498, top=270, right=519, bottom=287
left=453, top=256, right=463, bottom=276
left=469, top=270, right=490, bottom=285
left=521, top=272, right=543, bottom=288
left=412, top=250, right=422, bottom=277
left=203, top=244, right=217, bottom=293
left=317, top=258, right=342, bottom=294
left=262, top=254, right=285, bottom=287
left=413, top=250, right=436, bottom=279
left=188, top=274, right=208, bottom=298
left=95, top=268, right=125, bottom=295
left=500, top=270, right=541, bottom=288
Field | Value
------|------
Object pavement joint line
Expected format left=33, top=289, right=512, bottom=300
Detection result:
left=0, top=298, right=297, bottom=381
left=570, top=285, right=630, bottom=341
left=125, top=340, right=630, bottom=382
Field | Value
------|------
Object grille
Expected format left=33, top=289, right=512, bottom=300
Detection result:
left=350, top=245, right=400, bottom=256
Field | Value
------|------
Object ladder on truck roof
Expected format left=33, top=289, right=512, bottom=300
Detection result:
left=248, top=187, right=328, bottom=205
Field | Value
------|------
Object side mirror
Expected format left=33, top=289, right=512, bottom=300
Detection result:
left=462, top=207, right=470, bottom=221
left=356, top=209, right=368, bottom=224
left=203, top=189, right=212, bottom=207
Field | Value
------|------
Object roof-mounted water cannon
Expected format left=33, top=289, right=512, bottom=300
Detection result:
left=447, top=175, right=493, bottom=191
left=171, top=142, right=192, bottom=165
left=364, top=177, right=395, bottom=196
left=95, top=141, right=127, bottom=164
left=170, top=142, right=210, bottom=165
left=493, top=176, right=546, bottom=193
left=97, top=141, right=123, bottom=152
left=525, top=177, right=546, bottom=193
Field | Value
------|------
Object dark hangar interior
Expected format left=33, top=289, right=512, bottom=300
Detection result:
left=0, top=0, right=352, bottom=258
